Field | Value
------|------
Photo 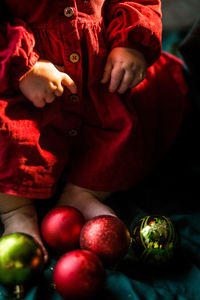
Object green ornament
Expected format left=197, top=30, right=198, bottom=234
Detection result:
left=0, top=233, right=44, bottom=287
left=131, top=216, right=179, bottom=265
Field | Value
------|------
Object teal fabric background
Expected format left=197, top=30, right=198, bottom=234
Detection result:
left=0, top=34, right=200, bottom=300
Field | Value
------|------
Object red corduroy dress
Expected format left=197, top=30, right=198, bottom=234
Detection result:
left=0, top=0, right=191, bottom=198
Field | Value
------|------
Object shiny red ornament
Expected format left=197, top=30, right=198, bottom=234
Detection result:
left=53, top=249, right=105, bottom=300
left=41, top=206, right=85, bottom=253
left=80, top=215, right=131, bottom=264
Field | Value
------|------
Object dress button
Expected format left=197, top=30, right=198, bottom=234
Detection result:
left=69, top=53, right=80, bottom=63
left=68, top=129, right=78, bottom=136
left=64, top=7, right=74, bottom=17
left=70, top=94, right=79, bottom=102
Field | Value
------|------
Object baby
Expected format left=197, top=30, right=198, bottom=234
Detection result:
left=0, top=47, right=146, bottom=261
left=0, top=0, right=190, bottom=262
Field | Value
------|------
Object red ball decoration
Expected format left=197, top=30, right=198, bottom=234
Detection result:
left=41, top=206, right=85, bottom=253
left=53, top=249, right=105, bottom=300
left=80, top=215, right=131, bottom=264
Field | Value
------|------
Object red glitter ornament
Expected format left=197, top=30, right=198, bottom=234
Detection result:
left=41, top=206, right=85, bottom=253
left=53, top=249, right=105, bottom=300
left=80, top=215, right=131, bottom=264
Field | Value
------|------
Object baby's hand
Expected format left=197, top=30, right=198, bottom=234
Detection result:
left=19, top=60, right=77, bottom=108
left=101, top=47, right=147, bottom=94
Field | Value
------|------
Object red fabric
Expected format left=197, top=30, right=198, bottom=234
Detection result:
left=0, top=0, right=191, bottom=198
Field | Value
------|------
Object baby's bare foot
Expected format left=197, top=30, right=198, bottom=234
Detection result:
left=57, top=183, right=116, bottom=220
left=1, top=204, right=48, bottom=262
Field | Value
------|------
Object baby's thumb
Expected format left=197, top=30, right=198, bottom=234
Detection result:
left=61, top=73, right=77, bottom=94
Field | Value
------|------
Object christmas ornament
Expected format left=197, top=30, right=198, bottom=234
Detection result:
left=53, top=249, right=105, bottom=300
left=0, top=233, right=44, bottom=298
left=131, top=215, right=179, bottom=265
left=80, top=215, right=131, bottom=264
left=41, top=206, right=85, bottom=253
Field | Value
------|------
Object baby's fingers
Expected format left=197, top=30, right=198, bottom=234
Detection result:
left=117, top=70, right=135, bottom=94
left=31, top=96, right=46, bottom=108
left=109, top=65, right=125, bottom=93
left=44, top=89, right=56, bottom=104
left=61, top=73, right=77, bottom=94
left=101, top=60, right=112, bottom=84
left=51, top=81, right=64, bottom=97
left=130, top=70, right=146, bottom=89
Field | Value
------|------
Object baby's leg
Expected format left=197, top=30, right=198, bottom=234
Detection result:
left=0, top=193, right=48, bottom=262
left=57, top=183, right=116, bottom=220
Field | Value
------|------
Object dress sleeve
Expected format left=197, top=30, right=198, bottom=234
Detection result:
left=0, top=5, right=39, bottom=93
left=104, top=0, right=162, bottom=65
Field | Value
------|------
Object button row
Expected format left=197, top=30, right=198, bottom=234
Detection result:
left=63, top=8, right=80, bottom=64
left=63, top=6, right=80, bottom=139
